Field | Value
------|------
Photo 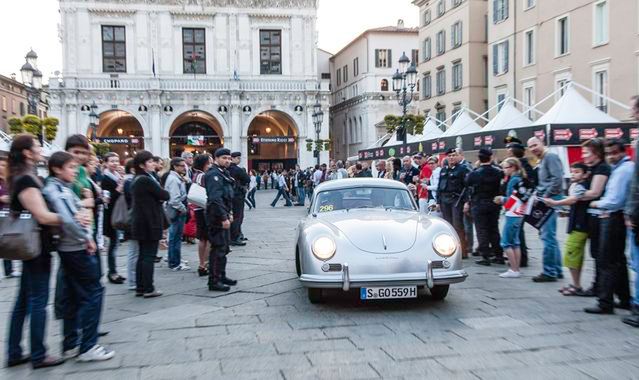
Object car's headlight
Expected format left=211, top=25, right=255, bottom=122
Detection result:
left=312, top=237, right=336, bottom=261
left=433, top=234, right=457, bottom=257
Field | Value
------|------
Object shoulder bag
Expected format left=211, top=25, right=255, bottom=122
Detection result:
left=0, top=208, right=42, bottom=260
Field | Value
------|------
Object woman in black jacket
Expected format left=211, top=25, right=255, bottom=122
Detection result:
left=99, top=152, right=125, bottom=284
left=130, top=151, right=169, bottom=298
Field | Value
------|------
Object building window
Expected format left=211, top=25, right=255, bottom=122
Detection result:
left=20, top=102, right=25, bottom=116
left=411, top=49, right=419, bottom=64
left=451, top=21, right=463, bottom=48
left=523, top=29, right=535, bottom=66
left=423, top=9, right=432, bottom=26
left=102, top=25, right=126, bottom=73
left=556, top=78, right=570, bottom=99
left=452, top=60, right=463, bottom=90
left=493, top=0, right=508, bottom=23
left=556, top=16, right=570, bottom=56
left=423, top=38, right=432, bottom=61
left=437, top=0, right=446, bottom=17
left=436, top=67, right=446, bottom=95
left=523, top=83, right=535, bottom=120
left=353, top=58, right=359, bottom=77
left=375, top=49, right=392, bottom=68
left=496, top=91, right=507, bottom=111
left=381, top=79, right=389, bottom=91
left=336, top=68, right=341, bottom=86
left=594, top=69, right=608, bottom=113
left=182, top=28, right=206, bottom=74
left=452, top=0, right=463, bottom=8
left=524, top=0, right=535, bottom=10
left=436, top=106, right=446, bottom=123
left=343, top=65, right=348, bottom=83
left=422, top=73, right=432, bottom=99
left=436, top=30, right=446, bottom=55
left=492, top=40, right=509, bottom=75
left=260, top=30, right=282, bottom=75
left=452, top=104, right=462, bottom=122
left=2, top=96, right=7, bottom=112
left=594, top=1, right=609, bottom=46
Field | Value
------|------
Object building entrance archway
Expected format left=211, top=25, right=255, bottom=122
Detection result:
left=169, top=111, right=224, bottom=157
left=95, top=110, right=145, bottom=160
left=247, top=110, right=298, bottom=173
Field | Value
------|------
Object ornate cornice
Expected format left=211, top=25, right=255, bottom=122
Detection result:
left=65, top=0, right=317, bottom=8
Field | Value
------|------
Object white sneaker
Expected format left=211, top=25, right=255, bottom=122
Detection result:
left=172, top=264, right=191, bottom=271
left=63, top=347, right=80, bottom=360
left=77, top=345, right=115, bottom=362
left=181, top=259, right=189, bottom=265
left=499, top=270, right=521, bottom=278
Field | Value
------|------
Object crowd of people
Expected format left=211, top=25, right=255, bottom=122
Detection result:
left=2, top=107, right=639, bottom=370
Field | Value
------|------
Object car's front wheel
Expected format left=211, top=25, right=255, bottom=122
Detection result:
left=429, top=285, right=449, bottom=300
left=307, top=288, right=324, bottom=304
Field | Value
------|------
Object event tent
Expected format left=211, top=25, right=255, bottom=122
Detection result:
left=482, top=100, right=532, bottom=132
left=440, top=110, right=482, bottom=137
left=408, top=116, right=444, bottom=143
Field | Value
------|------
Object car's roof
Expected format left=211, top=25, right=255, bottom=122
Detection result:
left=314, top=178, right=408, bottom=192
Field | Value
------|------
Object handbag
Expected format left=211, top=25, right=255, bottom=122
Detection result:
left=0, top=208, right=42, bottom=260
left=187, top=183, right=207, bottom=209
left=110, top=195, right=130, bottom=230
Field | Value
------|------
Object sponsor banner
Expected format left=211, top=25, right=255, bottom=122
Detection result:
left=252, top=136, right=296, bottom=144
left=97, top=137, right=141, bottom=145
left=468, top=126, right=547, bottom=150
left=187, top=135, right=206, bottom=146
left=358, top=138, right=436, bottom=161
left=549, top=123, right=637, bottom=146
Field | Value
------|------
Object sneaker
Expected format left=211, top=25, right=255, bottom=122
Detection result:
left=532, top=273, right=557, bottom=283
left=499, top=270, right=521, bottom=278
left=143, top=291, right=163, bottom=298
left=63, top=347, right=80, bottom=360
left=77, top=345, right=115, bottom=362
left=181, top=259, right=189, bottom=265
left=172, top=264, right=191, bottom=271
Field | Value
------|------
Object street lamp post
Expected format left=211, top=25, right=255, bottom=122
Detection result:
left=312, top=100, right=324, bottom=166
left=20, top=49, right=44, bottom=142
left=88, top=101, right=99, bottom=142
left=392, top=52, right=418, bottom=145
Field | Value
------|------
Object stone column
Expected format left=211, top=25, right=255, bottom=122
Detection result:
left=149, top=104, right=162, bottom=155
left=230, top=104, right=242, bottom=152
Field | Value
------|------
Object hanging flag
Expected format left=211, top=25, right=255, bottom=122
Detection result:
left=152, top=49, right=156, bottom=78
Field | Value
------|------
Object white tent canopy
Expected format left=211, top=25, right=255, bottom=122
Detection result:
left=441, top=110, right=482, bottom=137
left=482, top=100, right=532, bottom=132
left=366, top=133, right=391, bottom=149
left=409, top=116, right=444, bottom=143
left=0, top=130, right=12, bottom=153
left=383, top=131, right=401, bottom=147
left=535, top=86, right=619, bottom=125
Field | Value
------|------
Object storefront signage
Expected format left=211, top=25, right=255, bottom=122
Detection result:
left=97, top=137, right=140, bottom=145
left=252, top=136, right=296, bottom=144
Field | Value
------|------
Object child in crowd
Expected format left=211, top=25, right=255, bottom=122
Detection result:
left=544, top=162, right=590, bottom=295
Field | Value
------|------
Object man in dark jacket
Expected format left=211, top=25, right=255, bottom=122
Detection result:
left=228, top=152, right=249, bottom=246
left=465, top=148, right=504, bottom=266
left=205, top=148, right=237, bottom=292
left=437, top=148, right=471, bottom=257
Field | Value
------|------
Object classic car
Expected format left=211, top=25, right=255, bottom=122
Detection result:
left=295, top=178, right=468, bottom=303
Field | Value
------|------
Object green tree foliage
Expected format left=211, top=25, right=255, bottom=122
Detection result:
left=8, top=117, right=24, bottom=134
left=42, top=117, right=59, bottom=142
left=7, top=115, right=60, bottom=143
left=305, top=139, right=314, bottom=152
left=22, top=115, right=42, bottom=136
left=91, top=142, right=111, bottom=157
left=383, top=114, right=425, bottom=136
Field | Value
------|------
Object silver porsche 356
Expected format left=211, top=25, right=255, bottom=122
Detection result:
left=295, top=178, right=468, bottom=304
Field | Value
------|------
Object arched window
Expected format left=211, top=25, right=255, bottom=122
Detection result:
left=358, top=117, right=363, bottom=144
left=381, top=79, right=389, bottom=91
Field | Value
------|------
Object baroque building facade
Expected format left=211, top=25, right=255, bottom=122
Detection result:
left=49, top=0, right=330, bottom=170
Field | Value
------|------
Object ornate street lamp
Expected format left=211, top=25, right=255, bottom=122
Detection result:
left=89, top=101, right=99, bottom=141
left=393, top=52, right=418, bottom=144
left=312, top=100, right=324, bottom=166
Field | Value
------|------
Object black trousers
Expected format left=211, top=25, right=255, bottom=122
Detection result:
left=441, top=201, right=467, bottom=255
left=208, top=228, right=230, bottom=285
left=231, top=197, right=245, bottom=241
left=519, top=222, right=528, bottom=266
left=588, top=214, right=603, bottom=293
left=471, top=202, right=501, bottom=260
left=136, top=240, right=159, bottom=294
left=597, top=212, right=631, bottom=310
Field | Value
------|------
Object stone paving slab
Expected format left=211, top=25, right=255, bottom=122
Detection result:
left=1, top=189, right=638, bottom=379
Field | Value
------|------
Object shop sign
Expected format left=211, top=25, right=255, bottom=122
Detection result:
left=252, top=136, right=295, bottom=144
left=98, top=137, right=135, bottom=145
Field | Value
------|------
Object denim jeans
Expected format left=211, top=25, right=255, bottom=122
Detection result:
left=297, top=186, right=306, bottom=205
left=59, top=250, right=104, bottom=354
left=128, top=240, right=139, bottom=288
left=168, top=214, right=187, bottom=269
left=7, top=260, right=51, bottom=364
left=3, top=260, right=13, bottom=276
left=500, top=216, right=523, bottom=249
left=540, top=211, right=563, bottom=278
left=628, top=230, right=639, bottom=307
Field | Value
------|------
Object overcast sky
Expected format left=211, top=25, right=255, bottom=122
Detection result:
left=0, top=0, right=417, bottom=82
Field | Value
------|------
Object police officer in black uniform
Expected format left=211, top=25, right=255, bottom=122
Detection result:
left=205, top=148, right=237, bottom=292
left=228, top=152, right=250, bottom=246
left=465, top=148, right=504, bottom=266
left=506, top=137, right=535, bottom=267
left=437, top=148, right=471, bottom=256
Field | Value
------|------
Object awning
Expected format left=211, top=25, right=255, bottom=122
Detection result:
left=408, top=116, right=444, bottom=143
left=482, top=100, right=532, bottom=132
left=536, top=86, right=619, bottom=125
left=441, top=110, right=482, bottom=137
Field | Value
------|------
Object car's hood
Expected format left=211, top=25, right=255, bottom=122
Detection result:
left=317, top=210, right=422, bottom=253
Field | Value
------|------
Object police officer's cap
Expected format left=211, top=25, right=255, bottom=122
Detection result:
left=214, top=148, right=231, bottom=157
left=478, top=148, right=493, bottom=156
left=445, top=148, right=457, bottom=155
left=231, top=151, right=242, bottom=158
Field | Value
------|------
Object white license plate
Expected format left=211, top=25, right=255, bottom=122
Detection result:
left=360, top=286, right=417, bottom=300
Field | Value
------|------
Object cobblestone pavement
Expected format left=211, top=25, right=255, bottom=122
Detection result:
left=1, top=189, right=638, bottom=380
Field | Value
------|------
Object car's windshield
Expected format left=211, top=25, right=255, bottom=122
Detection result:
left=313, top=187, right=415, bottom=213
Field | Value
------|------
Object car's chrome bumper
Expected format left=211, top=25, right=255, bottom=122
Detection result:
left=299, top=261, right=467, bottom=289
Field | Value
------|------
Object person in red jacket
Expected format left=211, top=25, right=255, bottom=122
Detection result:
left=413, top=154, right=432, bottom=213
